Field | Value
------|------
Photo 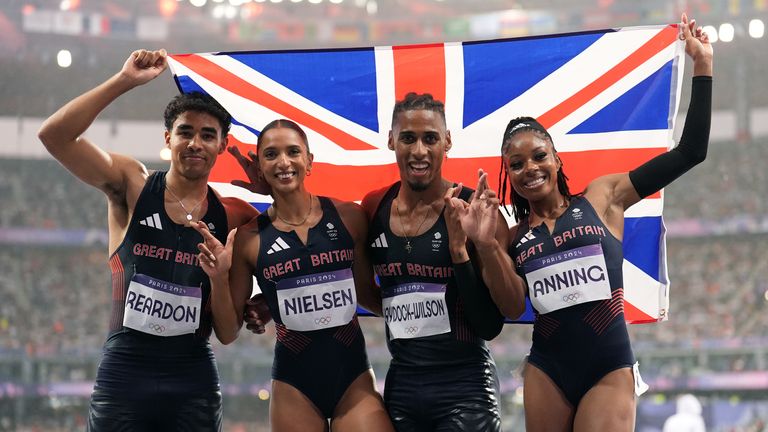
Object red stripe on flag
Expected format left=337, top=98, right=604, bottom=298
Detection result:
left=171, top=54, right=377, bottom=151
left=537, top=25, right=678, bottom=129
left=214, top=143, right=663, bottom=201
left=392, top=44, right=446, bottom=102
left=210, top=136, right=255, bottom=183
left=624, top=299, right=656, bottom=324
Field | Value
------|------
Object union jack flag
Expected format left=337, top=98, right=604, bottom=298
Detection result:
left=168, top=24, right=685, bottom=324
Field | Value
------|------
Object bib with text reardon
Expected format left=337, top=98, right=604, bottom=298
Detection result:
left=276, top=268, right=357, bottom=331
left=123, top=273, right=202, bottom=337
left=523, top=243, right=612, bottom=314
left=382, top=282, right=451, bottom=340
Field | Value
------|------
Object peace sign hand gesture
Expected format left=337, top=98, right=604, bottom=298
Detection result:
left=192, top=222, right=237, bottom=282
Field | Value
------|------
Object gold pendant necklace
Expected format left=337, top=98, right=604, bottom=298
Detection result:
left=395, top=199, right=431, bottom=254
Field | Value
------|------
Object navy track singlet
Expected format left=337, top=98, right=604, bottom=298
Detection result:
left=254, top=196, right=370, bottom=418
left=367, top=182, right=493, bottom=368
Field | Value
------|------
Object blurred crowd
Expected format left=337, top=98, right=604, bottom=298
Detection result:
left=663, top=140, right=768, bottom=222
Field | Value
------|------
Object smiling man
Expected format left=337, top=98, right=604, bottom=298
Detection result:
left=38, top=48, right=258, bottom=431
left=361, top=93, right=522, bottom=431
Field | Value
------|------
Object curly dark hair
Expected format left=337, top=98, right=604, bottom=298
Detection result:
left=163, top=91, right=231, bottom=137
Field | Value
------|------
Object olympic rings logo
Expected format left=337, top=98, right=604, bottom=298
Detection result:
left=562, top=292, right=582, bottom=303
left=405, top=326, right=419, bottom=335
left=314, top=316, right=332, bottom=325
left=148, top=323, right=166, bottom=333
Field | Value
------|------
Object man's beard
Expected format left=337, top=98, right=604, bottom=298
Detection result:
left=406, top=179, right=429, bottom=192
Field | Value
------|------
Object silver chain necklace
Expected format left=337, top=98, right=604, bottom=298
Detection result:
left=166, top=184, right=204, bottom=222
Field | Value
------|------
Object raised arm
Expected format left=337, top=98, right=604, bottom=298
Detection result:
left=445, top=179, right=511, bottom=339
left=587, top=13, right=713, bottom=221
left=38, top=49, right=168, bottom=195
left=450, top=170, right=527, bottom=320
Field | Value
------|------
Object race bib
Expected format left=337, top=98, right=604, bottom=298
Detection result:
left=123, top=274, right=202, bottom=337
left=382, top=282, right=450, bottom=340
left=276, top=268, right=357, bottom=331
left=524, top=243, right=612, bottom=314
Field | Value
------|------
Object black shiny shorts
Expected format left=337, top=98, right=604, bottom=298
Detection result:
left=87, top=346, right=222, bottom=431
left=384, top=362, right=501, bottom=432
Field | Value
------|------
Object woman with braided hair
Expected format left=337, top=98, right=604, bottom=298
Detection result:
left=458, top=13, right=712, bottom=431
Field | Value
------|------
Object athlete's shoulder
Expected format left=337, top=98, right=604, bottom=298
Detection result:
left=508, top=223, right=522, bottom=247
left=219, top=195, right=260, bottom=228
left=361, top=182, right=397, bottom=221
left=327, top=197, right=367, bottom=239
left=328, top=197, right=365, bottom=218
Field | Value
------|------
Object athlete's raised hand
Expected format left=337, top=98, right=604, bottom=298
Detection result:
left=443, top=183, right=470, bottom=262
left=192, top=221, right=237, bottom=282
left=120, top=49, right=168, bottom=87
left=460, top=169, right=501, bottom=248
left=680, top=13, right=713, bottom=76
left=228, top=145, right=272, bottom=195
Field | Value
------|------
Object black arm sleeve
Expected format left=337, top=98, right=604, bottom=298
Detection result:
left=453, top=260, right=504, bottom=341
left=628, top=76, right=712, bottom=198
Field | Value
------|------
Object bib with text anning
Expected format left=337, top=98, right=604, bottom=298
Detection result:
left=523, top=243, right=611, bottom=314
left=123, top=273, right=202, bottom=337
left=276, top=268, right=357, bottom=331
left=382, top=282, right=450, bottom=340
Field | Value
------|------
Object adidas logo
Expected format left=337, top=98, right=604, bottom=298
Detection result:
left=139, top=213, right=163, bottom=230
left=370, top=232, right=388, bottom=248
left=266, top=237, right=291, bottom=255
left=515, top=230, right=536, bottom=248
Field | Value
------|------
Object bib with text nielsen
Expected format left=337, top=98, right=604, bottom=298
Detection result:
left=276, top=268, right=357, bottom=331
left=123, top=273, right=202, bottom=337
left=382, top=282, right=450, bottom=340
left=523, top=243, right=611, bottom=314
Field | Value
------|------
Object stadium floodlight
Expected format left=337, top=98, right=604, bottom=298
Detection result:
left=57, top=49, right=72, bottom=68
left=308, top=0, right=322, bottom=3
left=60, top=0, right=80, bottom=11
left=291, top=0, right=303, bottom=3
left=329, top=0, right=343, bottom=3
left=718, top=22, right=735, bottom=42
left=366, top=0, right=377, bottom=14
left=702, top=25, right=718, bottom=43
left=190, top=0, right=207, bottom=7
left=749, top=19, right=764, bottom=39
